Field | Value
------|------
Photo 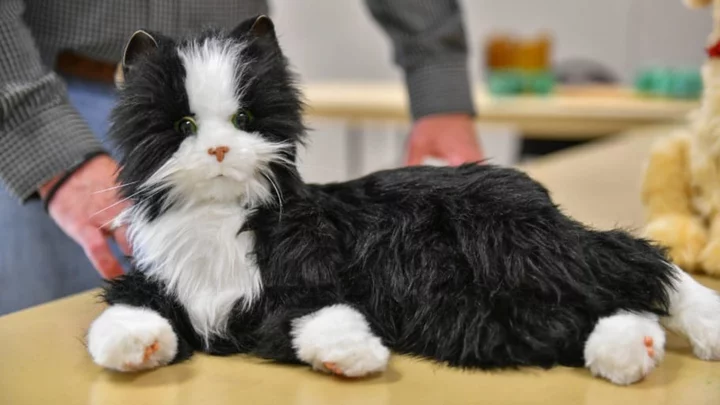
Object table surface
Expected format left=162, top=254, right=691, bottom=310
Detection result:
left=2, top=126, right=720, bottom=405
left=301, top=82, right=699, bottom=138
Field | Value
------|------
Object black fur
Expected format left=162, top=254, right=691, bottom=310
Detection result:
left=104, top=16, right=677, bottom=371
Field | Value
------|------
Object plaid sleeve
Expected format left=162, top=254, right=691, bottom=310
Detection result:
left=364, top=0, right=476, bottom=120
left=0, top=0, right=105, bottom=202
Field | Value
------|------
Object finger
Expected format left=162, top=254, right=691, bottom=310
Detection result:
left=79, top=227, right=125, bottom=279
left=113, top=225, right=132, bottom=256
left=447, top=152, right=482, bottom=166
left=405, top=144, right=428, bottom=166
left=444, top=143, right=485, bottom=165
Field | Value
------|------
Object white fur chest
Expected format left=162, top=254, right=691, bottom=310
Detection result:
left=128, top=203, right=263, bottom=343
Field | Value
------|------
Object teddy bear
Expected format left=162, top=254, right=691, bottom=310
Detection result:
left=641, top=0, right=720, bottom=276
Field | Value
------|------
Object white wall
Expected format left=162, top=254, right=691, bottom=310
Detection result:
left=269, top=0, right=713, bottom=182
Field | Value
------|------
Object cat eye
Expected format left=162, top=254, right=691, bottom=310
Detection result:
left=174, top=116, right=197, bottom=136
left=231, top=109, right=254, bottom=131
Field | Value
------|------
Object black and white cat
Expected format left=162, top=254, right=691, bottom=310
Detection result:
left=87, top=16, right=720, bottom=385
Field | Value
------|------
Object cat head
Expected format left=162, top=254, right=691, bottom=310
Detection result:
left=110, top=15, right=304, bottom=218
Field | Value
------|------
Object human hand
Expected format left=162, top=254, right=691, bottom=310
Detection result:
left=405, top=113, right=484, bottom=166
left=39, top=155, right=131, bottom=279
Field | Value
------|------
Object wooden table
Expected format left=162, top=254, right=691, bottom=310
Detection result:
left=302, top=82, right=698, bottom=139
left=2, top=126, right=719, bottom=405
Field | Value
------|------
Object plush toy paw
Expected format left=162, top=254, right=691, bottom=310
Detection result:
left=645, top=215, right=707, bottom=273
left=292, top=304, right=390, bottom=378
left=584, top=311, right=665, bottom=385
left=307, top=335, right=389, bottom=378
left=699, top=240, right=720, bottom=276
left=88, top=305, right=178, bottom=372
left=685, top=310, right=720, bottom=361
left=664, top=270, right=720, bottom=361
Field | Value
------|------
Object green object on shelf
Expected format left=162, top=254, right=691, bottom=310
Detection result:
left=488, top=70, right=555, bottom=96
left=525, top=72, right=555, bottom=95
left=654, top=70, right=675, bottom=97
left=634, top=67, right=701, bottom=99
left=670, top=70, right=702, bottom=99
left=488, top=71, right=523, bottom=95
left=635, top=70, right=655, bottom=94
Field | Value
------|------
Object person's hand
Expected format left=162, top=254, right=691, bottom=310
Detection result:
left=39, top=155, right=130, bottom=279
left=405, top=113, right=484, bottom=166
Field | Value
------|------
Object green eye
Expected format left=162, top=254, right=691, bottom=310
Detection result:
left=174, top=116, right=197, bottom=136
left=231, top=109, right=254, bottom=131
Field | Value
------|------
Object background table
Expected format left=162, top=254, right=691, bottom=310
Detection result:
left=302, top=82, right=699, bottom=138
left=2, top=126, right=719, bottom=405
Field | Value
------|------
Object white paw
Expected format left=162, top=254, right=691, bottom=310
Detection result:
left=688, top=319, right=720, bottom=361
left=663, top=270, right=720, bottom=361
left=291, top=304, right=390, bottom=378
left=88, top=305, right=178, bottom=372
left=584, top=311, right=665, bottom=385
left=671, top=294, right=720, bottom=361
left=673, top=311, right=720, bottom=360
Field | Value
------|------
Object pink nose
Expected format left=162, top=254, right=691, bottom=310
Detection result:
left=208, top=146, right=230, bottom=162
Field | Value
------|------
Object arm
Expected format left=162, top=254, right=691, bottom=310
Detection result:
left=364, top=0, right=474, bottom=119
left=0, top=0, right=129, bottom=278
left=364, top=0, right=483, bottom=165
left=0, top=0, right=104, bottom=201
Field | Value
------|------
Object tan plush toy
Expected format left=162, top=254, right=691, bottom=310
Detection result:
left=641, top=0, right=720, bottom=276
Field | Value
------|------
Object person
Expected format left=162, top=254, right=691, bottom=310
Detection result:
left=0, top=0, right=483, bottom=315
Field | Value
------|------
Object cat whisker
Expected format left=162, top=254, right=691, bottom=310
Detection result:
left=125, top=136, right=158, bottom=160
left=259, top=169, right=283, bottom=221
left=266, top=156, right=296, bottom=170
left=90, top=192, right=139, bottom=218
left=143, top=159, right=182, bottom=187
left=98, top=215, right=122, bottom=232
left=91, top=185, right=166, bottom=218
left=92, top=181, right=138, bottom=195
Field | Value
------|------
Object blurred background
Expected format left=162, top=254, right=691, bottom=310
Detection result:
left=271, top=0, right=710, bottom=182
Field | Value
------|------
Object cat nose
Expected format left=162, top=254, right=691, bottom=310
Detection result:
left=207, top=146, right=230, bottom=162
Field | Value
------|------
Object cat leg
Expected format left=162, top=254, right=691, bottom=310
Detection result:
left=662, top=266, right=720, bottom=360
left=88, top=271, right=194, bottom=371
left=290, top=304, right=390, bottom=378
left=88, top=304, right=178, bottom=372
left=584, top=311, right=666, bottom=385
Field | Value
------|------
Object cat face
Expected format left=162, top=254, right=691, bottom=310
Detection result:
left=110, top=16, right=304, bottom=217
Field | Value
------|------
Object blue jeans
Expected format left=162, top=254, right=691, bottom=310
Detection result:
left=0, top=77, right=118, bottom=315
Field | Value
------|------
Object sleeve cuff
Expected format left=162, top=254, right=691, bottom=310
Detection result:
left=404, top=58, right=476, bottom=120
left=0, top=101, right=106, bottom=202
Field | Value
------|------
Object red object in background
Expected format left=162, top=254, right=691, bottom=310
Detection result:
left=707, top=39, right=720, bottom=58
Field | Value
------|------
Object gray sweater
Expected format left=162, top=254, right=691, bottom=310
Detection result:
left=0, top=0, right=475, bottom=202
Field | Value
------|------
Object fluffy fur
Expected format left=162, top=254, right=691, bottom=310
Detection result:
left=87, top=16, right=720, bottom=385
left=88, top=304, right=178, bottom=371
left=641, top=0, right=720, bottom=276
left=663, top=269, right=720, bottom=360
left=584, top=311, right=665, bottom=385
left=128, top=204, right=262, bottom=345
left=291, top=304, right=390, bottom=376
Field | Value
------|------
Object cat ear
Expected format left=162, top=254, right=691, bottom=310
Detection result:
left=122, top=30, right=159, bottom=72
left=248, top=15, right=276, bottom=39
left=231, top=15, right=277, bottom=42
